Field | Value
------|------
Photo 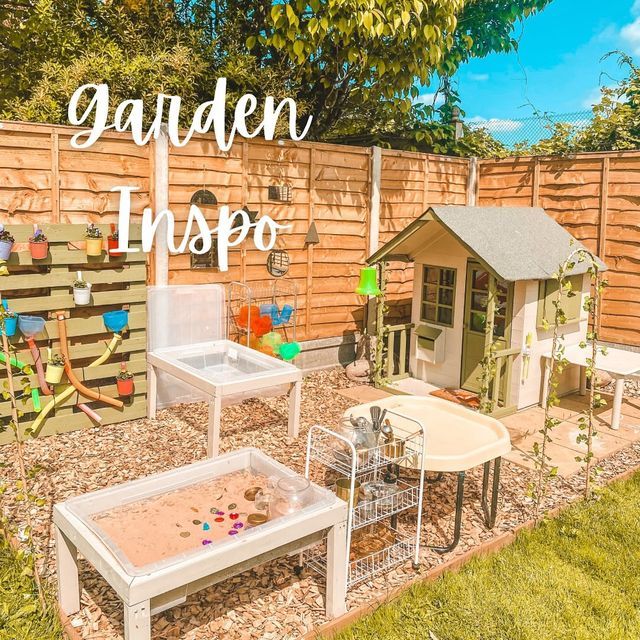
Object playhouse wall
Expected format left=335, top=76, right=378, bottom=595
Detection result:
left=509, top=276, right=589, bottom=410
left=408, top=225, right=472, bottom=389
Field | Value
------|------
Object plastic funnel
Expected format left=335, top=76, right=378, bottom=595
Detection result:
left=18, top=315, right=46, bottom=338
left=103, top=310, right=129, bottom=333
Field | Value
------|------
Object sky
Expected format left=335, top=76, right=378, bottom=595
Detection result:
left=417, top=0, right=639, bottom=140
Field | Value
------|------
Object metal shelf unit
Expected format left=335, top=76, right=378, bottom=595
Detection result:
left=304, top=411, right=427, bottom=588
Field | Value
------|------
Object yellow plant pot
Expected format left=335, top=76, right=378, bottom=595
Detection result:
left=45, top=363, right=64, bottom=384
left=86, top=237, right=103, bottom=256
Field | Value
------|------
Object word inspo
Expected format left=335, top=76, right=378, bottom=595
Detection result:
left=68, top=80, right=313, bottom=150
left=112, top=186, right=289, bottom=271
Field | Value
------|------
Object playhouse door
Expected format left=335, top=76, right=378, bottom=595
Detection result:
left=461, top=262, right=513, bottom=394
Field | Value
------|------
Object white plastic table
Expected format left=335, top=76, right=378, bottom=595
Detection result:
left=54, top=449, right=348, bottom=640
left=344, top=395, right=511, bottom=552
left=542, top=343, right=640, bottom=430
left=147, top=339, right=302, bottom=456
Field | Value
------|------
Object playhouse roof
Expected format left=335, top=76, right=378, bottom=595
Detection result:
left=367, top=205, right=607, bottom=281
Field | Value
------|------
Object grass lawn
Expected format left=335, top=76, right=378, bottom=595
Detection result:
left=0, top=532, right=63, bottom=640
left=338, top=473, right=640, bottom=640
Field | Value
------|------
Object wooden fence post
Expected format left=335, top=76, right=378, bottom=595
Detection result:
left=153, top=127, right=169, bottom=286
left=368, top=146, right=382, bottom=256
left=306, top=148, right=317, bottom=337
left=50, top=131, right=60, bottom=223
left=598, top=157, right=610, bottom=259
left=466, top=157, right=478, bottom=206
left=532, top=158, right=540, bottom=207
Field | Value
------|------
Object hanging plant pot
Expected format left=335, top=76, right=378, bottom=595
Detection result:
left=116, top=377, right=134, bottom=396
left=86, top=237, right=103, bottom=256
left=0, top=239, right=14, bottom=260
left=29, top=240, right=49, bottom=260
left=73, top=283, right=92, bottom=306
left=107, top=236, right=124, bottom=256
left=1, top=314, right=18, bottom=337
left=45, top=362, right=65, bottom=384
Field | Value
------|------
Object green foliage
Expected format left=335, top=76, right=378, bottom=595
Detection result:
left=336, top=472, right=640, bottom=640
left=1, top=0, right=551, bottom=152
left=0, top=532, right=63, bottom=640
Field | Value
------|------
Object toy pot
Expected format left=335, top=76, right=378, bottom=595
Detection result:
left=73, top=284, right=92, bottom=306
left=108, top=236, right=123, bottom=256
left=29, top=241, right=49, bottom=260
left=45, top=363, right=64, bottom=384
left=0, top=239, right=14, bottom=260
left=85, top=237, right=103, bottom=256
left=1, top=315, right=18, bottom=337
left=117, top=377, right=134, bottom=396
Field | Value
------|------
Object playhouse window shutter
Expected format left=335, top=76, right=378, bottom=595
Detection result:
left=421, top=266, right=456, bottom=328
left=537, top=274, right=583, bottom=328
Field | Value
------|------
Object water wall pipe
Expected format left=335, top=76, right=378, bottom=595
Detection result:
left=55, top=312, right=123, bottom=409
left=25, top=338, right=52, bottom=396
left=77, top=403, right=103, bottom=423
left=31, top=333, right=123, bottom=435
left=0, top=351, right=27, bottom=370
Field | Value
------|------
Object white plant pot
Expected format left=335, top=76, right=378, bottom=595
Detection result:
left=73, top=284, right=92, bottom=306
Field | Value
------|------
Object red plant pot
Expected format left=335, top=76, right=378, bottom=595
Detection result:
left=108, top=236, right=124, bottom=256
left=29, top=241, right=49, bottom=260
left=116, top=378, right=134, bottom=396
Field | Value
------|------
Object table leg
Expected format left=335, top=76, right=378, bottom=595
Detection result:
left=207, top=394, right=222, bottom=457
left=579, top=366, right=587, bottom=396
left=288, top=379, right=301, bottom=439
left=147, top=365, right=157, bottom=419
left=611, top=376, right=625, bottom=431
left=56, top=527, right=81, bottom=615
left=124, top=600, right=151, bottom=640
left=429, top=471, right=465, bottom=554
left=325, top=521, right=348, bottom=618
left=481, top=458, right=502, bottom=529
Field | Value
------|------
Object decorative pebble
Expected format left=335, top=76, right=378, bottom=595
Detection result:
left=228, top=503, right=237, bottom=510
left=203, top=522, right=210, bottom=531
left=202, top=539, right=212, bottom=545
left=228, top=529, right=238, bottom=536
left=215, top=517, right=224, bottom=523
left=233, top=522, right=244, bottom=530
left=244, top=487, right=262, bottom=501
left=192, top=519, right=201, bottom=525
left=229, top=513, right=239, bottom=520
left=179, top=531, right=190, bottom=538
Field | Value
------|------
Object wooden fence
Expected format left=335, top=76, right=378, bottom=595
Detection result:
left=1, top=120, right=638, bottom=347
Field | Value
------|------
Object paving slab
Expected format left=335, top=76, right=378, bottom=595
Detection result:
left=336, top=385, right=391, bottom=404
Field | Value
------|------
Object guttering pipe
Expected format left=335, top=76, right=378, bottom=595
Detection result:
left=25, top=338, right=52, bottom=396
left=31, top=334, right=122, bottom=435
left=56, top=312, right=123, bottom=409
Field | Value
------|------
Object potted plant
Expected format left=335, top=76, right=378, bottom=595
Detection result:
left=85, top=224, right=103, bottom=256
left=46, top=353, right=66, bottom=384
left=73, top=277, right=92, bottom=305
left=0, top=227, right=15, bottom=260
left=28, top=228, right=49, bottom=260
left=0, top=308, right=18, bottom=337
left=108, top=228, right=123, bottom=256
left=116, top=369, right=134, bottom=396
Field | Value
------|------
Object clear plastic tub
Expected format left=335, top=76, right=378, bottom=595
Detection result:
left=65, top=448, right=334, bottom=576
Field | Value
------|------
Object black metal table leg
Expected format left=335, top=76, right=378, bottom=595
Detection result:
left=425, top=472, right=444, bottom=484
left=429, top=471, right=465, bottom=554
left=481, top=457, right=501, bottom=529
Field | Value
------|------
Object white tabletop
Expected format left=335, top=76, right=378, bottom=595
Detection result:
left=543, top=343, right=640, bottom=377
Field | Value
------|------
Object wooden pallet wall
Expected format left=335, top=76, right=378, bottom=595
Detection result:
left=0, top=224, right=146, bottom=443
left=477, top=152, right=640, bottom=347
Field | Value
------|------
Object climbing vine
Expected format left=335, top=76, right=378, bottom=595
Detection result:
left=478, top=276, right=498, bottom=415
left=373, top=262, right=389, bottom=388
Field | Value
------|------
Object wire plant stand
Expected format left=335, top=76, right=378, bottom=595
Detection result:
left=226, top=280, right=298, bottom=346
left=304, top=411, right=427, bottom=588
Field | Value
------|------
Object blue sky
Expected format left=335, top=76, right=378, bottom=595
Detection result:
left=418, top=0, right=639, bottom=134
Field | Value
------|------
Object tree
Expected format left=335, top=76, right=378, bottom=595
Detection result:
left=1, top=0, right=552, bottom=153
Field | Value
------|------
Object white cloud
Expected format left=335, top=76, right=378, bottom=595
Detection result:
left=582, top=86, right=603, bottom=108
left=621, top=17, right=640, bottom=54
left=415, top=92, right=445, bottom=106
left=468, top=73, right=489, bottom=82
left=633, top=0, right=640, bottom=15
left=467, top=116, right=523, bottom=133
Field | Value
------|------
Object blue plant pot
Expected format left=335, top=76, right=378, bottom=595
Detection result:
left=2, top=315, right=18, bottom=337
left=103, top=310, right=129, bottom=333
left=0, top=240, right=13, bottom=260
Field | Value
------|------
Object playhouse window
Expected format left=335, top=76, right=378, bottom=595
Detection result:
left=537, top=274, right=583, bottom=328
left=421, top=266, right=456, bottom=327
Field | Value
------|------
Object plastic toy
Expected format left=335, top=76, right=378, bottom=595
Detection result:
left=237, top=305, right=260, bottom=329
left=251, top=314, right=272, bottom=338
left=103, top=310, right=129, bottom=333
left=279, top=341, right=301, bottom=361
left=260, top=331, right=282, bottom=356
left=355, top=266, right=382, bottom=296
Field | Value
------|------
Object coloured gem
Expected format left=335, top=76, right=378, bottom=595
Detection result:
left=202, top=539, right=212, bottom=545
left=209, top=507, right=218, bottom=514
left=203, top=522, right=210, bottom=531
left=228, top=530, right=238, bottom=536
left=216, top=511, right=225, bottom=516
left=233, top=522, right=244, bottom=530
left=228, top=503, right=237, bottom=510
left=215, top=517, right=224, bottom=523
left=229, top=513, right=239, bottom=520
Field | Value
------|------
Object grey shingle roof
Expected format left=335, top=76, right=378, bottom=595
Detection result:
left=367, top=205, right=607, bottom=281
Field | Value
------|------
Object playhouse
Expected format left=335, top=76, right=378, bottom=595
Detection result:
left=368, top=206, right=607, bottom=416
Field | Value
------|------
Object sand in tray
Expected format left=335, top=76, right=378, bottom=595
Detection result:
left=91, top=470, right=270, bottom=569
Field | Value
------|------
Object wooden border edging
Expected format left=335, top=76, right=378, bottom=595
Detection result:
left=304, top=462, right=640, bottom=639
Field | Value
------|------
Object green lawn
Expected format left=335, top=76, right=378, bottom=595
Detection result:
left=0, top=533, right=63, bottom=640
left=338, top=473, right=640, bottom=640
